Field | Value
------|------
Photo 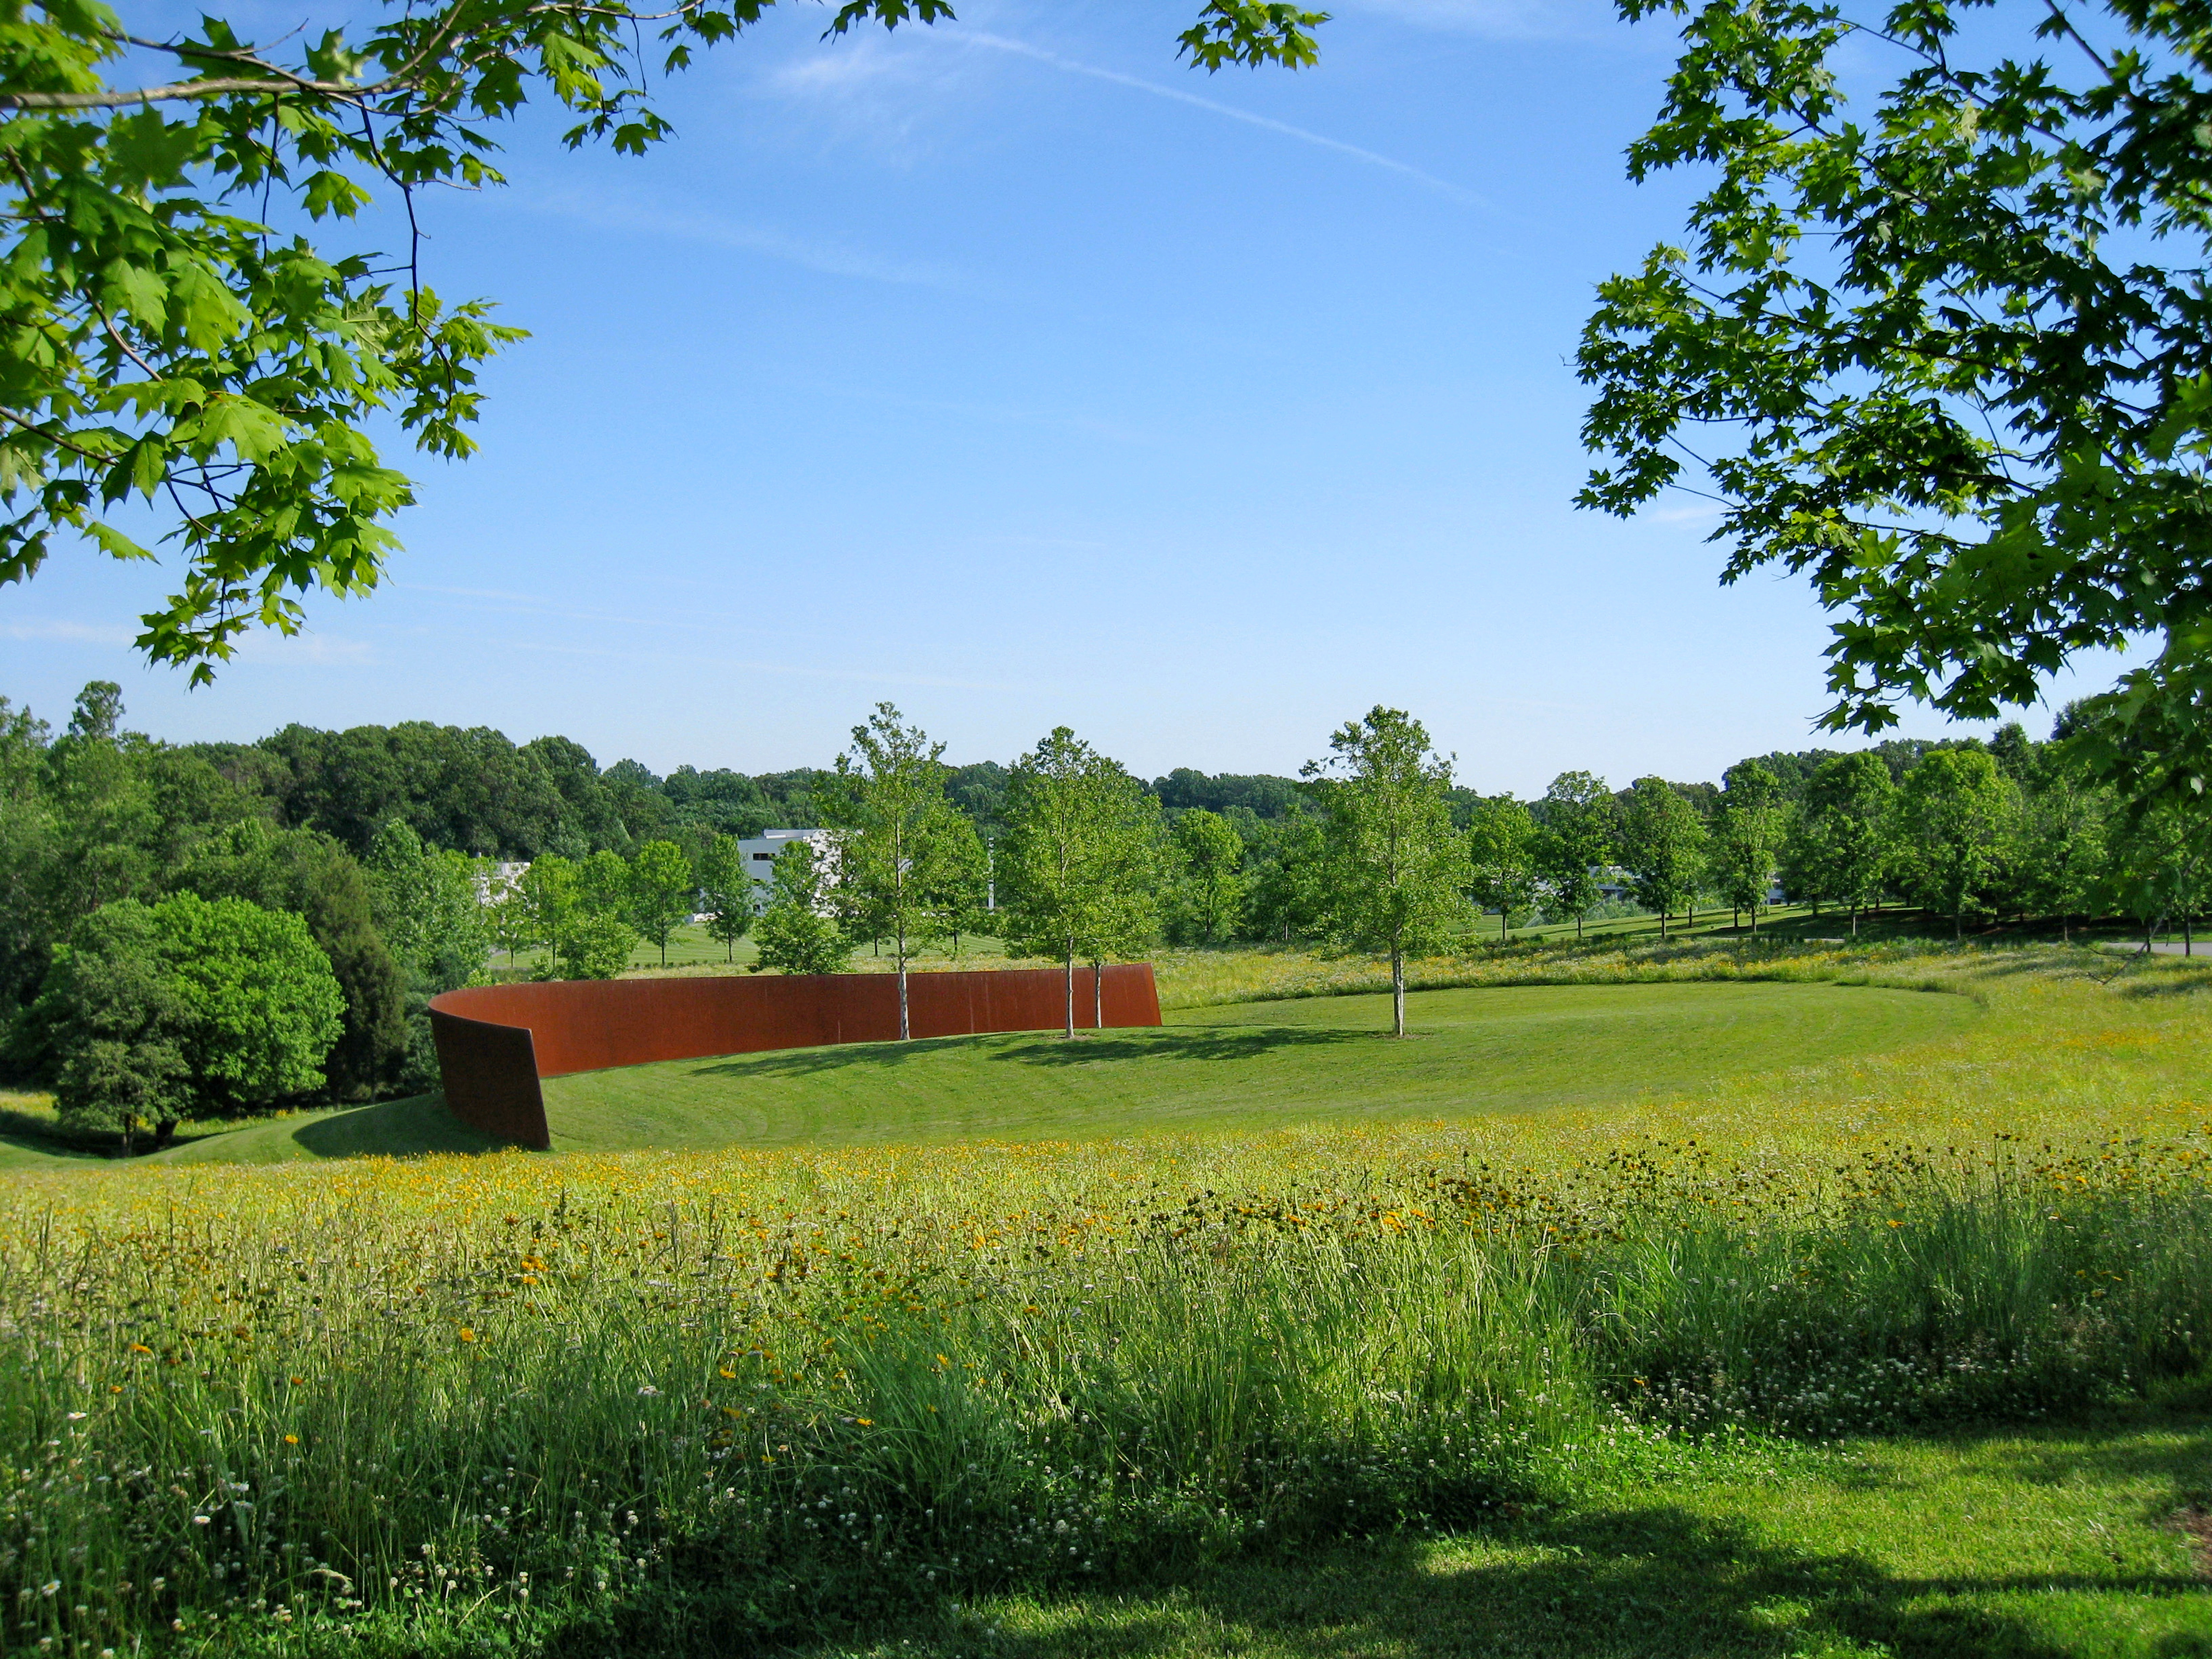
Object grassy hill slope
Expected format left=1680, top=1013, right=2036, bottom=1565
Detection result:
left=537, top=980, right=1975, bottom=1153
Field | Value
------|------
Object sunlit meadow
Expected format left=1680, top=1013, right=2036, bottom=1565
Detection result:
left=3, top=943, right=2210, bottom=1656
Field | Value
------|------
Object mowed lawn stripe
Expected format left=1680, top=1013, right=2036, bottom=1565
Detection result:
left=537, top=981, right=1978, bottom=1152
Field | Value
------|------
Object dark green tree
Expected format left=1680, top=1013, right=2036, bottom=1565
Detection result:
left=21, top=893, right=343, bottom=1130
left=1710, top=761, right=1787, bottom=935
left=627, top=839, right=695, bottom=967
left=1167, top=808, right=1247, bottom=945
left=821, top=705, right=972, bottom=1040
left=1785, top=752, right=1896, bottom=937
left=1243, top=817, right=1329, bottom=945
left=999, top=728, right=1161, bottom=1038
left=172, top=818, right=407, bottom=1097
left=695, top=834, right=754, bottom=964
left=1892, top=749, right=2017, bottom=940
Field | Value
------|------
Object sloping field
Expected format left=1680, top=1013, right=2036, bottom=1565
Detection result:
left=533, top=980, right=1974, bottom=1152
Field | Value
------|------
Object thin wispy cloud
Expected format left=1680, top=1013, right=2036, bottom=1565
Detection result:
left=232, top=631, right=374, bottom=667
left=512, top=188, right=960, bottom=288
left=1, top=618, right=134, bottom=646
left=1350, top=0, right=1625, bottom=44
left=508, top=637, right=1023, bottom=693
left=961, top=31, right=1493, bottom=209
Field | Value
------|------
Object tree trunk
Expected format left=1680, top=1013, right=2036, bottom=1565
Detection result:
left=1659, top=909, right=1668, bottom=943
left=2188, top=914, right=2195, bottom=957
left=1750, top=904, right=1758, bottom=939
left=1391, top=938, right=1406, bottom=1038
left=896, top=917, right=910, bottom=1041
left=1064, top=940, right=1076, bottom=1039
left=1499, top=909, right=1508, bottom=944
left=1092, top=959, right=1104, bottom=1029
left=1575, top=914, right=1583, bottom=943
left=1732, top=906, right=1739, bottom=931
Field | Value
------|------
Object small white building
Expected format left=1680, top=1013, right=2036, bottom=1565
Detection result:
left=474, top=860, right=530, bottom=906
left=734, top=829, right=835, bottom=910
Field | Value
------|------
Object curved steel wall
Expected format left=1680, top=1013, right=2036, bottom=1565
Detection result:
left=429, top=964, right=1163, bottom=1149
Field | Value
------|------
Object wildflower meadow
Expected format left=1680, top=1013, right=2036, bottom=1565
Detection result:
left=2, top=944, right=2209, bottom=1656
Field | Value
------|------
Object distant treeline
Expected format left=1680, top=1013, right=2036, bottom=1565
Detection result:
left=169, top=715, right=1993, bottom=866
left=0, top=679, right=2137, bottom=1124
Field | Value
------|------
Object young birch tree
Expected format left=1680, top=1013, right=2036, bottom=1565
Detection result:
left=1304, top=707, right=1471, bottom=1038
left=998, top=728, right=1159, bottom=1039
left=1787, top=753, right=1895, bottom=937
left=1710, top=761, right=1787, bottom=936
left=695, top=834, right=754, bottom=964
left=1532, top=772, right=1615, bottom=942
left=823, top=704, right=966, bottom=1041
left=1464, top=794, right=1540, bottom=944
left=1892, top=750, right=2017, bottom=941
left=1616, top=777, right=1706, bottom=942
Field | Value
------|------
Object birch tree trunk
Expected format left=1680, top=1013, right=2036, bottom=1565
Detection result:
left=896, top=914, right=910, bottom=1041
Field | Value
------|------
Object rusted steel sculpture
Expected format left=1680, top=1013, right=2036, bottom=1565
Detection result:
left=428, top=965, right=1163, bottom=1149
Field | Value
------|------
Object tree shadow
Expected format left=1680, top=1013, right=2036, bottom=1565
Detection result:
left=279, top=1094, right=504, bottom=1159
left=1051, top=1505, right=2192, bottom=1659
left=694, top=1026, right=1371, bottom=1081
left=695, top=1034, right=996, bottom=1080
left=561, top=1492, right=2209, bottom=1659
left=987, top=1027, right=1371, bottom=1067
left=0, top=1106, right=107, bottom=1164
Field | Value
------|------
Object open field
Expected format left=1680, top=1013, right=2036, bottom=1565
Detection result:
left=2, top=945, right=2209, bottom=1656
left=526, top=980, right=1976, bottom=1153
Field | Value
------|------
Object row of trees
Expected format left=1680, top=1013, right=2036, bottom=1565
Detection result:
left=8, top=677, right=2204, bottom=1134
left=1, top=686, right=522, bottom=1138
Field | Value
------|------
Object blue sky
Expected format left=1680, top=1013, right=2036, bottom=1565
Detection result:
left=0, top=0, right=2124, bottom=792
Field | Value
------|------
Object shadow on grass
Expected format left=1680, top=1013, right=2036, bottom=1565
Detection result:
left=286, top=1094, right=503, bottom=1159
left=0, top=1106, right=107, bottom=1163
left=144, top=1094, right=502, bottom=1162
left=554, top=1493, right=2210, bottom=1659
left=988, top=1027, right=1371, bottom=1067
left=695, top=1026, right=1369, bottom=1081
left=1128, top=1505, right=2205, bottom=1659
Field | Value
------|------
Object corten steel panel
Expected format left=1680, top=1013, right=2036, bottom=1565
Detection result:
left=427, top=1007, right=552, bottom=1150
left=429, top=965, right=1162, bottom=1147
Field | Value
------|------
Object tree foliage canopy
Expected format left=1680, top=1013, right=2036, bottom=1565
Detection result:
left=1304, top=707, right=1470, bottom=1035
left=0, top=0, right=1324, bottom=674
left=18, top=891, right=343, bottom=1128
left=1580, top=0, right=2212, bottom=801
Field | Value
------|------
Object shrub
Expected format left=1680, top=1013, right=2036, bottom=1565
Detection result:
left=17, top=893, right=346, bottom=1136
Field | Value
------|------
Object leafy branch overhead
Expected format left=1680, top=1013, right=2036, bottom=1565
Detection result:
left=0, top=0, right=1328, bottom=680
left=1578, top=0, right=2212, bottom=802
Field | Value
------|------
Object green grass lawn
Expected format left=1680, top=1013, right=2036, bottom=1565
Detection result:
left=885, top=1403, right=2212, bottom=1659
left=8, top=977, right=1977, bottom=1167
left=532, top=980, right=1976, bottom=1153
